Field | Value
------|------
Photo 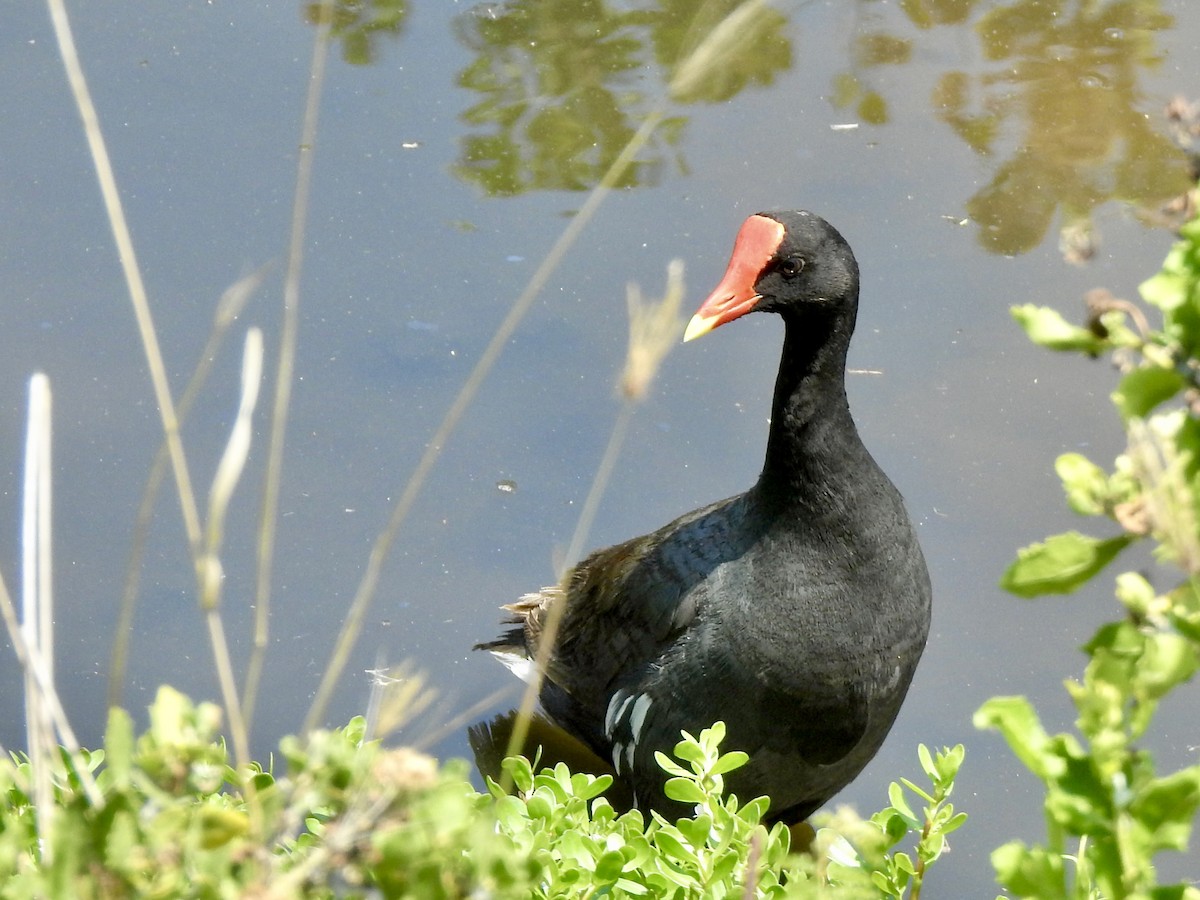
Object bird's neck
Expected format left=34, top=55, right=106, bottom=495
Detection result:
left=758, top=310, right=863, bottom=502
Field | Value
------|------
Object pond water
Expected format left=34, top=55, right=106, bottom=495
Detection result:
left=3, top=0, right=1199, bottom=892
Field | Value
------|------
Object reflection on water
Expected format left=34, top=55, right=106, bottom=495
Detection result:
left=305, top=0, right=409, bottom=66
left=314, top=0, right=1191, bottom=252
left=841, top=0, right=1189, bottom=254
left=451, top=0, right=791, bottom=196
left=952, top=2, right=1186, bottom=254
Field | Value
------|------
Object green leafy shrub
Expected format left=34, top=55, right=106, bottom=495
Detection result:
left=0, top=689, right=963, bottom=897
left=984, top=210, right=1200, bottom=899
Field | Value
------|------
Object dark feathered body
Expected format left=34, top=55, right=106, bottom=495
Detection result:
left=479, top=211, right=931, bottom=822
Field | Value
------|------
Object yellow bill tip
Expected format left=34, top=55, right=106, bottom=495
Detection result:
left=683, top=313, right=717, bottom=343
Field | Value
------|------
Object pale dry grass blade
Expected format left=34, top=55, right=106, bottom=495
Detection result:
left=198, top=328, right=266, bottom=769
left=110, top=267, right=266, bottom=710
left=506, top=262, right=686, bottom=765
left=620, top=259, right=688, bottom=403
left=201, top=328, right=265, bottom=608
left=0, top=376, right=101, bottom=807
left=669, top=0, right=775, bottom=103
left=22, top=374, right=54, bottom=858
left=244, top=0, right=337, bottom=730
left=363, top=662, right=436, bottom=741
left=45, top=0, right=202, bottom=561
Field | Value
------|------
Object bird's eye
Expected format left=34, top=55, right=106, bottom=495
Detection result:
left=779, top=257, right=806, bottom=278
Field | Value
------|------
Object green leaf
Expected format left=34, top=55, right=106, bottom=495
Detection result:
left=825, top=833, right=863, bottom=868
left=1000, top=531, right=1133, bottom=598
left=1055, top=452, right=1110, bottom=516
left=1130, top=767, right=1200, bottom=852
left=737, top=795, right=771, bottom=824
left=671, top=736, right=706, bottom=767
left=653, top=828, right=694, bottom=863
left=991, top=841, right=1066, bottom=897
left=936, top=744, right=966, bottom=784
left=525, top=792, right=553, bottom=820
left=973, top=697, right=1065, bottom=781
left=1115, top=571, right=1157, bottom=617
left=887, top=781, right=917, bottom=824
left=501, top=755, right=534, bottom=793
left=1139, top=268, right=1188, bottom=311
left=663, top=776, right=707, bottom=805
left=198, top=806, right=249, bottom=849
left=654, top=751, right=690, bottom=778
left=1113, top=367, right=1186, bottom=420
left=676, top=813, right=712, bottom=849
left=709, top=750, right=749, bottom=776
left=594, top=849, right=627, bottom=882
left=1135, top=632, right=1199, bottom=700
left=941, top=811, right=968, bottom=834
left=917, top=743, right=937, bottom=782
left=1012, top=304, right=1104, bottom=353
left=104, top=707, right=134, bottom=792
left=877, top=809, right=909, bottom=843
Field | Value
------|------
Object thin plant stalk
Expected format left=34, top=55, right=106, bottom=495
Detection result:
left=44, top=0, right=256, bottom=749
left=110, top=268, right=264, bottom=710
left=562, top=404, right=636, bottom=574
left=560, top=258, right=687, bottom=570
left=499, top=407, right=634, bottom=765
left=45, top=0, right=203, bottom=563
left=22, top=374, right=54, bottom=860
left=243, top=0, right=337, bottom=729
left=504, top=261, right=686, bottom=767
left=0, top=378, right=101, bottom=807
left=199, top=328, right=266, bottom=769
left=302, top=106, right=667, bottom=734
left=0, top=576, right=100, bottom=805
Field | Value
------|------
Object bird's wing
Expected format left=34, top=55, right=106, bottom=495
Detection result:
left=544, top=492, right=753, bottom=700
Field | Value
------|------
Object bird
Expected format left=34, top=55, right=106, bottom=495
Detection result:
left=476, top=210, right=931, bottom=823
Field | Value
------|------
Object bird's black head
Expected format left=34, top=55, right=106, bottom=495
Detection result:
left=684, top=210, right=860, bottom=341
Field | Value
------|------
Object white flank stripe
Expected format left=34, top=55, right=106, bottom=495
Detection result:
left=604, top=690, right=627, bottom=737
left=629, top=694, right=652, bottom=745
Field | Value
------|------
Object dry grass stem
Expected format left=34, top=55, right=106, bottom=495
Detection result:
left=670, top=0, right=772, bottom=102
left=202, top=327, right=265, bottom=609
left=46, top=0, right=203, bottom=563
left=198, top=328, right=266, bottom=769
left=621, top=258, right=687, bottom=401
left=363, top=662, right=435, bottom=741
left=22, top=374, right=54, bottom=858
left=246, top=0, right=338, bottom=730
left=0, top=378, right=101, bottom=807
left=110, top=267, right=266, bottom=709
left=508, top=262, right=686, bottom=765
left=410, top=684, right=516, bottom=752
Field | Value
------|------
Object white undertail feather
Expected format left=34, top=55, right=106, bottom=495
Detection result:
left=488, top=650, right=538, bottom=685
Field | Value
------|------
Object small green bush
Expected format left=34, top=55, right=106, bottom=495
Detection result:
left=986, top=209, right=1200, bottom=899
left=0, top=687, right=963, bottom=897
